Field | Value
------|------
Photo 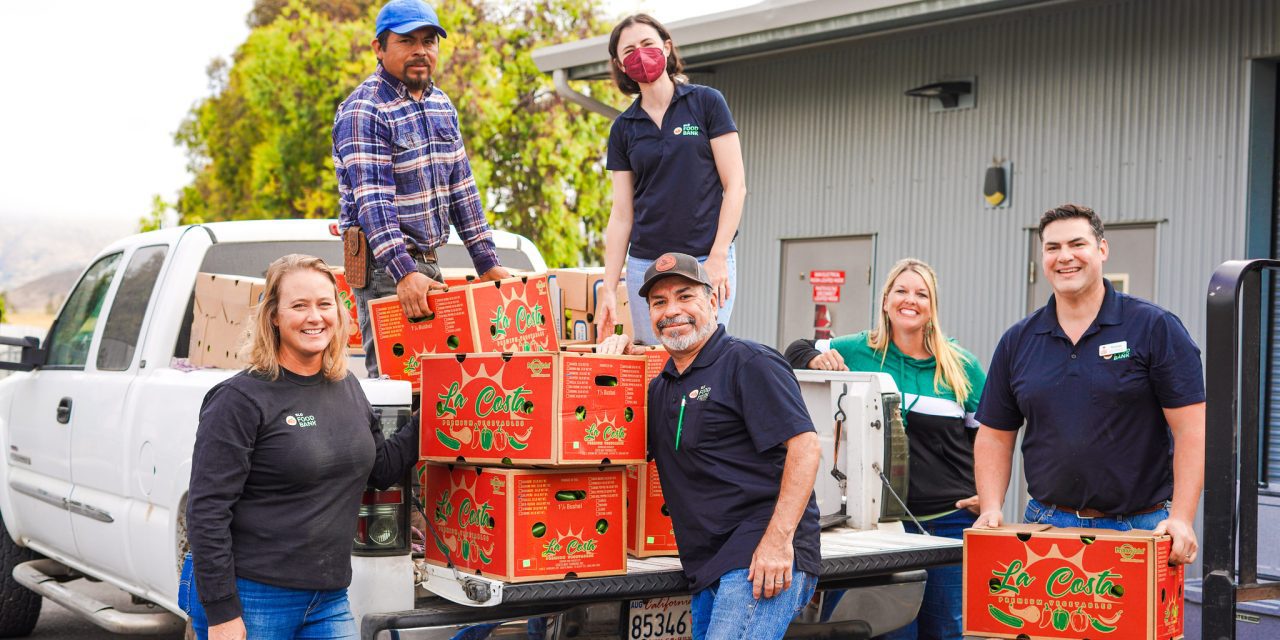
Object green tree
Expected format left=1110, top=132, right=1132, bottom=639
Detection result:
left=176, top=0, right=619, bottom=267
left=0, top=291, right=7, bottom=324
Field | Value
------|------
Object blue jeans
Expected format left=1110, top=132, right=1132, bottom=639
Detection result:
left=689, top=566, right=817, bottom=640
left=351, top=255, right=443, bottom=377
left=1023, top=497, right=1171, bottom=530
left=878, top=509, right=975, bottom=640
left=180, top=554, right=357, bottom=640
left=626, top=244, right=736, bottom=345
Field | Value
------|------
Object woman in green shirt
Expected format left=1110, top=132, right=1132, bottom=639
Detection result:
left=785, top=258, right=985, bottom=640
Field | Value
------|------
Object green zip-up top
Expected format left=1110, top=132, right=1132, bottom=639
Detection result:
left=827, top=331, right=986, bottom=517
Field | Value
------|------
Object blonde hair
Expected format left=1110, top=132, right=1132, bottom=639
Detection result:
left=866, top=258, right=973, bottom=406
left=243, top=254, right=349, bottom=381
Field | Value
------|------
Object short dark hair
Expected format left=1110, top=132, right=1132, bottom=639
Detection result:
left=607, top=14, right=685, bottom=96
left=377, top=30, right=389, bottom=50
left=1038, top=203, right=1105, bottom=242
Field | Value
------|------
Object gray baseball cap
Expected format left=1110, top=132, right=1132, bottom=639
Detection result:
left=637, top=252, right=713, bottom=298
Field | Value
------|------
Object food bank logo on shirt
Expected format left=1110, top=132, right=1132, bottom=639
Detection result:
left=688, top=385, right=711, bottom=402
left=672, top=123, right=701, bottom=136
left=285, top=413, right=317, bottom=429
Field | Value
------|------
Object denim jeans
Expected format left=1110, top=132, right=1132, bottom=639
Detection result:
left=625, top=243, right=736, bottom=345
left=1023, top=497, right=1171, bottom=531
left=180, top=554, right=356, bottom=640
left=351, top=256, right=443, bottom=377
left=878, top=509, right=976, bottom=640
left=689, top=566, right=817, bottom=640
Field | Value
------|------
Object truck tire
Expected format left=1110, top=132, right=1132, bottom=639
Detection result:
left=0, top=520, right=41, bottom=637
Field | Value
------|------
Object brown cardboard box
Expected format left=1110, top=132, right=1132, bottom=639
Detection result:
left=189, top=272, right=266, bottom=369
left=548, top=268, right=607, bottom=341
left=421, top=463, right=627, bottom=583
left=963, top=524, right=1184, bottom=639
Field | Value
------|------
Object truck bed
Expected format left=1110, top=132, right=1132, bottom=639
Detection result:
left=361, top=527, right=961, bottom=638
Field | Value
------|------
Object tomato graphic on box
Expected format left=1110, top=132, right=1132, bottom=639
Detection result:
left=421, top=351, right=647, bottom=466
left=963, top=524, right=1184, bottom=640
left=421, top=463, right=627, bottom=582
left=368, top=274, right=559, bottom=390
left=626, top=461, right=678, bottom=557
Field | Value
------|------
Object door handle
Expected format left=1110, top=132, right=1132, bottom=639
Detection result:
left=56, top=397, right=72, bottom=424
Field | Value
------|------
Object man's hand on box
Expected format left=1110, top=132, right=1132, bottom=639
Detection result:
left=1154, top=517, right=1198, bottom=565
left=597, top=334, right=644, bottom=356
left=974, top=509, right=1004, bottom=528
left=396, top=272, right=448, bottom=321
left=478, top=266, right=510, bottom=282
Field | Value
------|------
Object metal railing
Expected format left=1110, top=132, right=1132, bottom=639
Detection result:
left=1203, top=260, right=1280, bottom=639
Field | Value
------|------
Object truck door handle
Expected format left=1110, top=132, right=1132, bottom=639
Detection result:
left=56, top=397, right=72, bottom=424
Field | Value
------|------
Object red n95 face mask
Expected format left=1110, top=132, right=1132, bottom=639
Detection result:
left=622, top=47, right=667, bottom=84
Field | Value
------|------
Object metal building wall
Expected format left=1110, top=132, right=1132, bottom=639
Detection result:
left=708, top=0, right=1280, bottom=361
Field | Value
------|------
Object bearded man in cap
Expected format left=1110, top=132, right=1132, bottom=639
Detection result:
left=599, top=252, right=821, bottom=640
left=333, top=0, right=509, bottom=377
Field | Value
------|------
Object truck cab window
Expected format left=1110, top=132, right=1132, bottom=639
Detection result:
left=98, top=246, right=168, bottom=371
left=45, top=253, right=123, bottom=368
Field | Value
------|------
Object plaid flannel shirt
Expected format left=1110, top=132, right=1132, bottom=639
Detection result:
left=333, top=65, right=499, bottom=283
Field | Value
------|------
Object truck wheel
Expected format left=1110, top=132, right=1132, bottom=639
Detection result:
left=0, top=520, right=41, bottom=637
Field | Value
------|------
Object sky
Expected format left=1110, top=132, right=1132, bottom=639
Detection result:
left=0, top=0, right=757, bottom=241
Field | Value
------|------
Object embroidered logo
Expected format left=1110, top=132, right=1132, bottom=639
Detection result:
left=673, top=123, right=701, bottom=136
left=688, top=385, right=711, bottom=402
left=286, top=413, right=317, bottom=429
left=1099, top=341, right=1130, bottom=360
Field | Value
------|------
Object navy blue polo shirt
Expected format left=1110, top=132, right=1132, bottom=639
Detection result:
left=976, top=280, right=1205, bottom=515
left=606, top=83, right=738, bottom=260
left=648, top=326, right=821, bottom=593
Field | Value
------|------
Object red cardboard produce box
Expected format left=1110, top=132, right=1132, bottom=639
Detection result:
left=421, top=463, right=627, bottom=583
left=331, top=268, right=362, bottom=353
left=963, top=524, right=1184, bottom=640
left=626, top=461, right=678, bottom=557
left=421, top=351, right=647, bottom=466
left=368, top=274, right=558, bottom=389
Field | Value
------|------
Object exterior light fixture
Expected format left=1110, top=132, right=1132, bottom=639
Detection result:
left=905, top=79, right=975, bottom=110
left=984, top=161, right=1012, bottom=209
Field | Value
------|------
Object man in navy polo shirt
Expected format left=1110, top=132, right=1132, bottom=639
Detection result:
left=599, top=252, right=821, bottom=640
left=973, top=204, right=1204, bottom=566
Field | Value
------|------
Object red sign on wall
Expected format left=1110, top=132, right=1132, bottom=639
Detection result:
left=812, top=285, right=841, bottom=303
left=809, top=270, right=846, bottom=285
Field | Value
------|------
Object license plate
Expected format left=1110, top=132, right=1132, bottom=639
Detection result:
left=627, top=596, right=692, bottom=640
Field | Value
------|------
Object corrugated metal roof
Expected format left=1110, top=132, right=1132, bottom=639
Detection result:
left=532, top=0, right=1071, bottom=79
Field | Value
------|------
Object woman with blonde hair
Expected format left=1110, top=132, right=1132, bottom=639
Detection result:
left=785, top=258, right=985, bottom=640
left=181, top=254, right=418, bottom=640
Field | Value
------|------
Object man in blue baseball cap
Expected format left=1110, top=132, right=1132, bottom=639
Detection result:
left=333, top=0, right=510, bottom=377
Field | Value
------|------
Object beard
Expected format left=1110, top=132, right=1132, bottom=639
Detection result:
left=402, top=61, right=433, bottom=93
left=657, top=313, right=717, bottom=352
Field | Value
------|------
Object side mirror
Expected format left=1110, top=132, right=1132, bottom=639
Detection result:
left=0, top=336, right=45, bottom=372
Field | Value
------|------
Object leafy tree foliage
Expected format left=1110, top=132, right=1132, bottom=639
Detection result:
left=174, top=0, right=620, bottom=267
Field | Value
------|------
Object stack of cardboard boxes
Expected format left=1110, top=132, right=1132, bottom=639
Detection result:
left=547, top=268, right=632, bottom=345
left=188, top=273, right=266, bottom=369
left=372, top=272, right=650, bottom=582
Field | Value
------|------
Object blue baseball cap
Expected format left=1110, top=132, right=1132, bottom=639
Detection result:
left=376, top=0, right=447, bottom=38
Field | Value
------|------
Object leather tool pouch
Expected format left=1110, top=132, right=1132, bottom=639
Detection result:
left=343, top=227, right=369, bottom=289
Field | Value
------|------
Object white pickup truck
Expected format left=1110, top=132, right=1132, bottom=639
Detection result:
left=0, top=219, right=960, bottom=639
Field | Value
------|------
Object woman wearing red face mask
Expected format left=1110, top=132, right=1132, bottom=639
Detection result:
left=595, top=14, right=746, bottom=345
